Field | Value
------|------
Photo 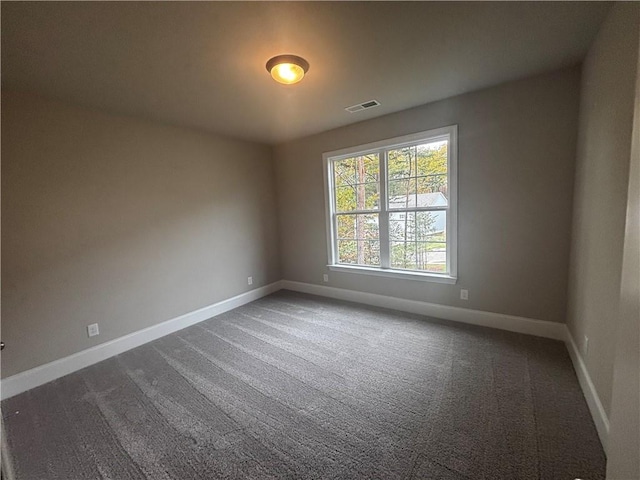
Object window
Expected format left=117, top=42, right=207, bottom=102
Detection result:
left=323, top=125, right=457, bottom=283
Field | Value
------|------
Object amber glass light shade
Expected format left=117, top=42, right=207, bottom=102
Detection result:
left=266, top=55, right=309, bottom=85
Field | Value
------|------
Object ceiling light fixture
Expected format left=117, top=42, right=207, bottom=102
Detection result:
left=266, top=54, right=309, bottom=85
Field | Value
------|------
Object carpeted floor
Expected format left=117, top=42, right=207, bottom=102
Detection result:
left=2, top=290, right=605, bottom=479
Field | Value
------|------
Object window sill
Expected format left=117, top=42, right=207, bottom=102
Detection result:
left=327, top=264, right=458, bottom=284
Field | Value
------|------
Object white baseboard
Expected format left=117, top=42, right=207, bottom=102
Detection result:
left=565, top=329, right=610, bottom=452
left=280, top=280, right=567, bottom=340
left=0, top=282, right=283, bottom=401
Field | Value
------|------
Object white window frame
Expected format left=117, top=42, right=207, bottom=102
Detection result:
left=323, top=125, right=458, bottom=284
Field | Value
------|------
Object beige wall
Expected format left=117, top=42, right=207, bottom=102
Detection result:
left=607, top=30, right=640, bottom=477
left=274, top=67, right=580, bottom=323
left=566, top=2, right=640, bottom=420
left=1, top=91, right=280, bottom=378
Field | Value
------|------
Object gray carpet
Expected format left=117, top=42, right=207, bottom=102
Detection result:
left=2, top=290, right=605, bottom=479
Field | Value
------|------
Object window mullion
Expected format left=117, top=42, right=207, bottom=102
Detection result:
left=379, top=149, right=390, bottom=269
left=330, top=161, right=339, bottom=265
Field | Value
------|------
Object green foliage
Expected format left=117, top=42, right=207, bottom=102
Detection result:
left=333, top=142, right=448, bottom=271
left=334, top=154, right=379, bottom=212
left=388, top=142, right=448, bottom=202
left=389, top=211, right=446, bottom=271
left=337, top=214, right=379, bottom=265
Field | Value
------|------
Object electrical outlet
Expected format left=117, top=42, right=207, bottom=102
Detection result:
left=460, top=289, right=469, bottom=300
left=87, top=323, right=99, bottom=337
left=247, top=276, right=253, bottom=286
left=323, top=274, right=329, bottom=282
left=584, top=335, right=589, bottom=356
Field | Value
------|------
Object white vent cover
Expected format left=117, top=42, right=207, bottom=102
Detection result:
left=345, top=100, right=380, bottom=113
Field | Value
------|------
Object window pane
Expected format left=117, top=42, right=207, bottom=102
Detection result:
left=363, top=240, right=380, bottom=266
left=359, top=154, right=380, bottom=183
left=388, top=148, right=414, bottom=179
left=425, top=243, right=447, bottom=272
left=390, top=211, right=447, bottom=272
left=388, top=178, right=417, bottom=209
left=416, top=176, right=448, bottom=206
left=391, top=241, right=412, bottom=269
left=336, top=186, right=356, bottom=212
left=416, top=211, right=446, bottom=240
left=334, top=157, right=356, bottom=186
left=338, top=240, right=357, bottom=264
left=337, top=214, right=356, bottom=240
left=334, top=154, right=379, bottom=184
left=334, top=154, right=379, bottom=212
left=336, top=183, right=380, bottom=212
left=415, top=141, right=448, bottom=177
left=357, top=182, right=380, bottom=210
left=337, top=183, right=380, bottom=212
left=338, top=239, right=381, bottom=266
left=388, top=140, right=449, bottom=208
left=390, top=212, right=415, bottom=241
left=336, top=213, right=379, bottom=266
left=337, top=213, right=379, bottom=240
left=357, top=213, right=379, bottom=240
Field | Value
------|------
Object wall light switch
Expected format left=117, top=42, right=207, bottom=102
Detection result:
left=87, top=323, right=99, bottom=337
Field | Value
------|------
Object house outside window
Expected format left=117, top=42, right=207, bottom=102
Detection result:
left=323, top=125, right=458, bottom=283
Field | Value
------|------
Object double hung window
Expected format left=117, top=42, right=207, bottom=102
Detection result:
left=323, top=125, right=457, bottom=283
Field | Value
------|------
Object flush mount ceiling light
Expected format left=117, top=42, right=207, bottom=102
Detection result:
left=266, top=54, right=309, bottom=85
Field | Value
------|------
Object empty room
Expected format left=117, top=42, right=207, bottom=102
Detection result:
left=1, top=2, right=638, bottom=479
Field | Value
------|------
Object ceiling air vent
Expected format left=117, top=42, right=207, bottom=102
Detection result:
left=345, top=100, right=380, bottom=113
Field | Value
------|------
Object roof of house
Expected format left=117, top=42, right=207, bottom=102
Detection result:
left=388, top=192, right=448, bottom=209
left=388, top=193, right=448, bottom=233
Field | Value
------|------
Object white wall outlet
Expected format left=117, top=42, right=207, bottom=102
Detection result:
left=460, top=289, right=469, bottom=300
left=247, top=276, right=253, bottom=286
left=584, top=335, right=589, bottom=356
left=87, top=323, right=99, bottom=337
left=323, top=274, right=329, bottom=282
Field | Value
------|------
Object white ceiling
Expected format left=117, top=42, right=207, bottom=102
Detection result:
left=2, top=2, right=610, bottom=145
